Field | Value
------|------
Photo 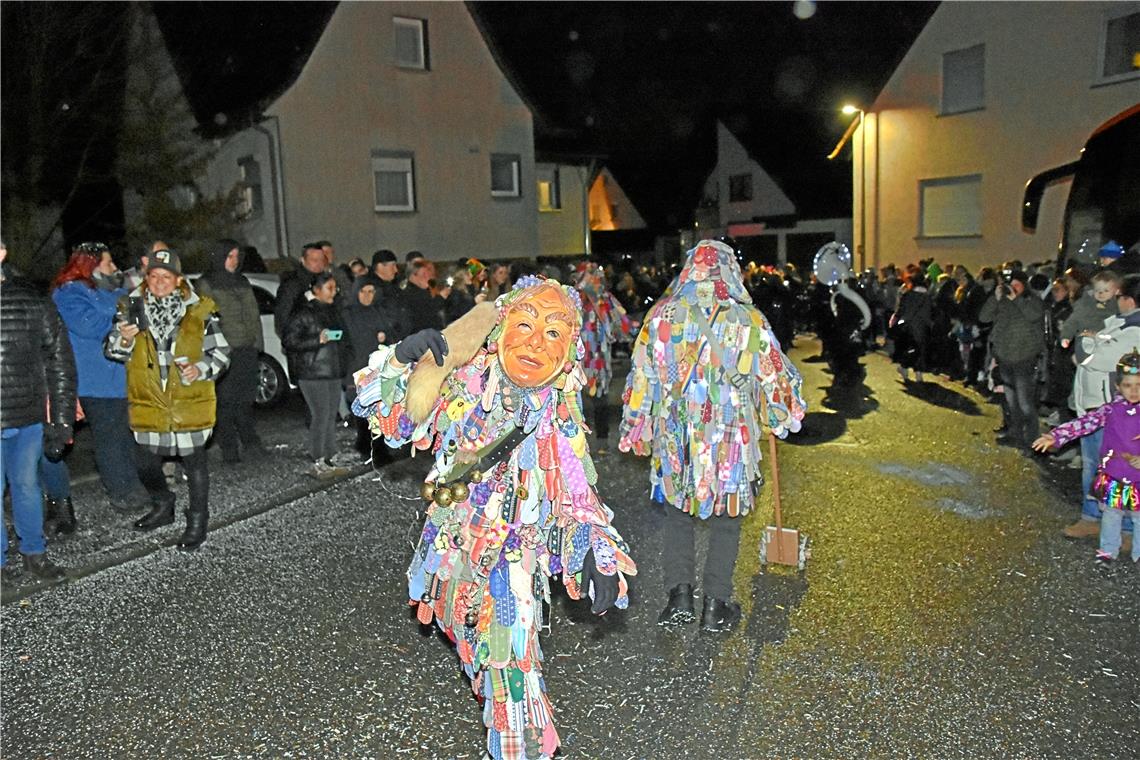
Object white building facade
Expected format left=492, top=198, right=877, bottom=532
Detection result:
left=202, top=2, right=543, bottom=264
left=854, top=1, right=1140, bottom=273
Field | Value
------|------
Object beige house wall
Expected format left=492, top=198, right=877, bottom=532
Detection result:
left=857, top=1, right=1140, bottom=274
left=536, top=163, right=589, bottom=257
left=265, top=1, right=538, bottom=264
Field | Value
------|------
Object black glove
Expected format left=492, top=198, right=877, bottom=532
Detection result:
left=582, top=548, right=619, bottom=615
left=43, top=423, right=72, bottom=463
left=394, top=328, right=448, bottom=366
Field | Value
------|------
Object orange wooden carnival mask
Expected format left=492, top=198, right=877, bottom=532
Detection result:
left=499, top=284, right=576, bottom=387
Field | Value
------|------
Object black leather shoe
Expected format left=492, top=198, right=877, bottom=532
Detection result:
left=657, top=583, right=696, bottom=626
left=134, top=498, right=175, bottom=531
left=993, top=425, right=1009, bottom=434
left=994, top=435, right=1019, bottom=447
left=54, top=497, right=77, bottom=535
left=21, top=553, right=66, bottom=581
left=176, top=509, right=208, bottom=551
left=700, top=596, right=742, bottom=633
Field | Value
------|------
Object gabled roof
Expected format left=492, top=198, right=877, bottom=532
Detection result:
left=718, top=110, right=853, bottom=220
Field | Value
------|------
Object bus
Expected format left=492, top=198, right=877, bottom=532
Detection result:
left=1022, top=104, right=1140, bottom=271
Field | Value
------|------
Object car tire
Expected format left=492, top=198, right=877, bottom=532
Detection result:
left=255, top=353, right=289, bottom=408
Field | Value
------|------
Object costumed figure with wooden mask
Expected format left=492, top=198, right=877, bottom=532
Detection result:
left=353, top=276, right=636, bottom=760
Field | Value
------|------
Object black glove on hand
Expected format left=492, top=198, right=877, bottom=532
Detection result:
left=394, top=329, right=448, bottom=366
left=582, top=548, right=619, bottom=615
left=43, top=423, right=72, bottom=463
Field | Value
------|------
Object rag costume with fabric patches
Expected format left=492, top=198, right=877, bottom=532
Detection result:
left=574, top=263, right=635, bottom=441
left=619, top=239, right=805, bottom=631
left=353, top=277, right=635, bottom=760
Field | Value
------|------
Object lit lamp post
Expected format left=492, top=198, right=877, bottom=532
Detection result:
left=828, top=104, right=866, bottom=272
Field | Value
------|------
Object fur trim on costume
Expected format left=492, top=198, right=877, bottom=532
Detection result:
left=406, top=302, right=498, bottom=423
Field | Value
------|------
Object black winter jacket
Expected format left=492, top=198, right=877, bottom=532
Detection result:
left=0, top=274, right=77, bottom=429
left=283, top=300, right=351, bottom=381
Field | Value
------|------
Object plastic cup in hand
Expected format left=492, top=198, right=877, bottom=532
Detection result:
left=174, top=356, right=192, bottom=385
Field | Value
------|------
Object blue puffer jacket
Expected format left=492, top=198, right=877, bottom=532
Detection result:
left=52, top=281, right=127, bottom=398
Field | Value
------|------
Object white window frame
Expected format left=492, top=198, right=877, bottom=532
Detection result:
left=372, top=151, right=416, bottom=213
left=393, top=16, right=428, bottom=70
left=1095, top=8, right=1140, bottom=86
left=491, top=153, right=521, bottom=198
left=940, top=43, right=985, bottom=116
left=918, top=174, right=983, bottom=239
left=537, top=167, right=561, bottom=211
left=237, top=155, right=263, bottom=219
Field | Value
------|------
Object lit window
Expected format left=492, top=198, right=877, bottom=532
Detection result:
left=919, top=175, right=982, bottom=238
left=393, top=17, right=428, bottom=70
left=537, top=167, right=561, bottom=211
left=941, top=43, right=985, bottom=115
left=372, top=152, right=415, bottom=212
left=729, top=173, right=753, bottom=202
left=491, top=154, right=521, bottom=198
left=237, top=156, right=263, bottom=219
left=1099, top=10, right=1139, bottom=83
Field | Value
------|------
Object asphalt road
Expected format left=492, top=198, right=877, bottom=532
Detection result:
left=2, top=340, right=1137, bottom=759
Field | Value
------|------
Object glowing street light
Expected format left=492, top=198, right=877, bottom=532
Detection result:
left=828, top=104, right=867, bottom=271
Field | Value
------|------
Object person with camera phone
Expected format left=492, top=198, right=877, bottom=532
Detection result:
left=283, top=272, right=353, bottom=477
left=105, top=249, right=230, bottom=551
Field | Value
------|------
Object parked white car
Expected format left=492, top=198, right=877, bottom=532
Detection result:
left=190, top=272, right=292, bottom=407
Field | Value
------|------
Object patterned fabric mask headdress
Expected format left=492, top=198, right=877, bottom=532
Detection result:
left=573, top=262, right=606, bottom=301
left=665, top=239, right=752, bottom=306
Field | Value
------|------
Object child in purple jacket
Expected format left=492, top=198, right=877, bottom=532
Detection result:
left=1034, top=349, right=1140, bottom=564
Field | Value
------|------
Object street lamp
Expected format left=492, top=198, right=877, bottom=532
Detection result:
left=828, top=104, right=866, bottom=272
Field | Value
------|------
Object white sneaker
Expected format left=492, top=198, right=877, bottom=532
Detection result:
left=1044, top=410, right=1062, bottom=426
left=306, top=460, right=331, bottom=478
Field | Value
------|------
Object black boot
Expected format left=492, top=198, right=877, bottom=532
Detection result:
left=54, top=497, right=77, bottom=535
left=176, top=508, right=208, bottom=551
left=43, top=496, right=60, bottom=530
left=133, top=495, right=175, bottom=531
left=700, top=595, right=742, bottom=633
left=657, top=583, right=696, bottom=626
left=21, top=552, right=66, bottom=581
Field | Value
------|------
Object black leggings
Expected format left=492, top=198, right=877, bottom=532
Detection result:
left=661, top=504, right=743, bottom=600
left=135, top=446, right=209, bottom=513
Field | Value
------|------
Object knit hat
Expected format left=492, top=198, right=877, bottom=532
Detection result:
left=371, top=249, right=397, bottom=266
left=147, top=248, right=181, bottom=275
left=1099, top=240, right=1124, bottom=260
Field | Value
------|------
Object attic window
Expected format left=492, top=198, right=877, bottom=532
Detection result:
left=491, top=154, right=521, bottom=198
left=394, top=17, right=428, bottom=70
left=1098, top=10, right=1140, bottom=84
left=729, top=173, right=753, bottom=203
left=941, top=43, right=985, bottom=115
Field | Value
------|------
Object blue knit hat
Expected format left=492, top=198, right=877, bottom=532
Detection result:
left=1099, top=240, right=1124, bottom=260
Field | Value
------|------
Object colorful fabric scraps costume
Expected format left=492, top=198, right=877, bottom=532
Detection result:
left=574, top=263, right=635, bottom=442
left=619, top=239, right=806, bottom=630
left=353, top=277, right=636, bottom=760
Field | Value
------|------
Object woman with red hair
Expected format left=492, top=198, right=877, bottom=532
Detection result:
left=51, top=243, right=148, bottom=516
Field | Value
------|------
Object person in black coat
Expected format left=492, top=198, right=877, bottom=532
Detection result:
left=0, top=244, right=76, bottom=581
left=273, top=243, right=328, bottom=338
left=283, top=272, right=352, bottom=477
left=891, top=274, right=933, bottom=382
left=341, top=278, right=396, bottom=459
left=402, top=259, right=446, bottom=333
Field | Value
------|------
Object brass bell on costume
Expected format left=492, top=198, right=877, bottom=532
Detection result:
left=451, top=481, right=470, bottom=503
left=434, top=486, right=454, bottom=507
left=420, top=482, right=437, bottom=502
left=470, top=470, right=483, bottom=483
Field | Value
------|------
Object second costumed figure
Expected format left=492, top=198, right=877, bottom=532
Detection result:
left=353, top=276, right=636, bottom=760
left=620, top=239, right=806, bottom=632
